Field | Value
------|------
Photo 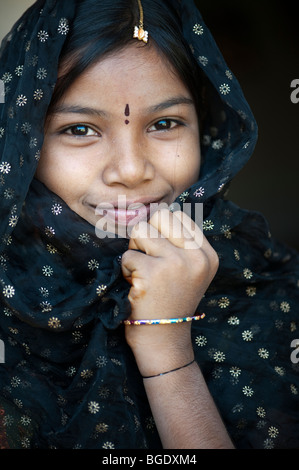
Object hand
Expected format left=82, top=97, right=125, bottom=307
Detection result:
left=121, top=208, right=219, bottom=377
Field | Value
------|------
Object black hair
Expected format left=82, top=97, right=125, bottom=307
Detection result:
left=48, top=0, right=203, bottom=117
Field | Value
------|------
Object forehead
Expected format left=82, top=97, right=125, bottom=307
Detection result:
left=57, top=44, right=192, bottom=108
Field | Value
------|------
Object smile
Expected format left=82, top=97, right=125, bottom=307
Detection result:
left=94, top=196, right=168, bottom=227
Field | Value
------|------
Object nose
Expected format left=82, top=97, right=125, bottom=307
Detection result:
left=102, top=133, right=155, bottom=189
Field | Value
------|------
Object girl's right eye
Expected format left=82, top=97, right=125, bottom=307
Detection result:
left=63, top=125, right=99, bottom=137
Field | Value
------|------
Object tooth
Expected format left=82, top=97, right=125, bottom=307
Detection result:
left=128, top=203, right=144, bottom=210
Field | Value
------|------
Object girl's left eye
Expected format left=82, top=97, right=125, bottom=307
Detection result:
left=148, top=119, right=181, bottom=132
left=63, top=125, right=98, bottom=136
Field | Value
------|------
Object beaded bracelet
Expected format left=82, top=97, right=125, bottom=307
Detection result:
left=123, top=313, right=205, bottom=326
left=142, top=359, right=196, bottom=379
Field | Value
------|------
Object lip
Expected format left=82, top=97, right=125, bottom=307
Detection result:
left=106, top=205, right=150, bottom=226
left=93, top=197, right=165, bottom=226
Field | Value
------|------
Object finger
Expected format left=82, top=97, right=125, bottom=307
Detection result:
left=121, top=249, right=154, bottom=302
left=172, top=210, right=204, bottom=249
left=173, top=211, right=219, bottom=272
left=128, top=220, right=174, bottom=257
left=149, top=208, right=200, bottom=250
left=173, top=210, right=218, bottom=264
left=121, top=248, right=148, bottom=282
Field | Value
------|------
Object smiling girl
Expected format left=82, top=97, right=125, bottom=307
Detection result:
left=37, top=45, right=201, bottom=234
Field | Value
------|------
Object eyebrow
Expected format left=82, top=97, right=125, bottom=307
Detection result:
left=50, top=104, right=108, bottom=118
left=146, top=96, right=194, bottom=114
left=50, top=96, right=194, bottom=117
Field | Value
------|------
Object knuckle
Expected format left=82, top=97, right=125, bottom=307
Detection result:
left=210, top=248, right=220, bottom=271
left=121, top=250, right=130, bottom=265
left=193, top=252, right=209, bottom=277
left=190, top=247, right=219, bottom=279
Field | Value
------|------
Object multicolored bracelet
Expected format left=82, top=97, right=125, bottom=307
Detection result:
left=142, top=359, right=196, bottom=379
left=123, top=313, right=205, bottom=326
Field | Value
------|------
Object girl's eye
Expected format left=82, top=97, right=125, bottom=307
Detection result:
left=64, top=125, right=98, bottom=136
left=148, top=119, right=180, bottom=132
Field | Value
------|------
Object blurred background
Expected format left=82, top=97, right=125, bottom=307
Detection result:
left=0, top=0, right=298, bottom=250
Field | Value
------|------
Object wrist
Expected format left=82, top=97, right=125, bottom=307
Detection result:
left=142, top=358, right=196, bottom=379
left=125, top=323, right=194, bottom=377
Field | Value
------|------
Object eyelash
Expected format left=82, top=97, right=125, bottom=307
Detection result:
left=147, top=119, right=183, bottom=132
left=62, top=125, right=99, bottom=137
left=61, top=118, right=183, bottom=137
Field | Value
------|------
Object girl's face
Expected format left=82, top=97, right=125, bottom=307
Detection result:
left=37, top=44, right=201, bottom=235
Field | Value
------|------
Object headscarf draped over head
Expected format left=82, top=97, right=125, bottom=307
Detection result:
left=0, top=0, right=298, bottom=449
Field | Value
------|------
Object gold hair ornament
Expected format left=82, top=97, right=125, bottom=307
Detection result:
left=133, top=0, right=148, bottom=43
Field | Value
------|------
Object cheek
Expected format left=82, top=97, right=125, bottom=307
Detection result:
left=36, top=147, right=62, bottom=192
left=174, top=142, right=201, bottom=189
left=36, top=144, right=82, bottom=203
left=36, top=148, right=55, bottom=186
